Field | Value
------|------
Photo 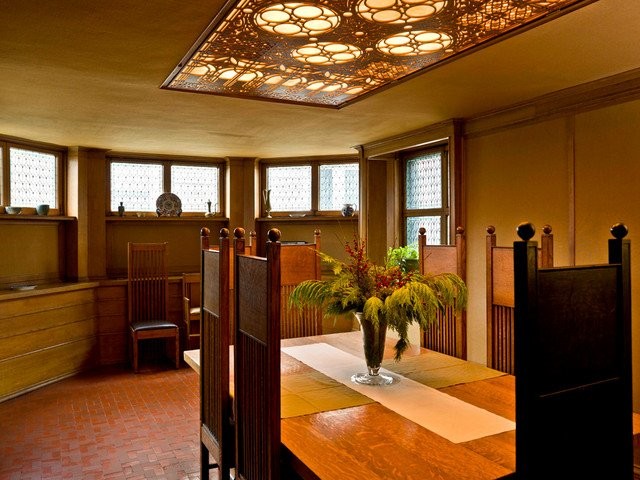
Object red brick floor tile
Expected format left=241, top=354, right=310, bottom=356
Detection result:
left=0, top=366, right=216, bottom=479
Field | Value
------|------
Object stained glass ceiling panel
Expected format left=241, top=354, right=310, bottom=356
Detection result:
left=162, top=0, right=594, bottom=108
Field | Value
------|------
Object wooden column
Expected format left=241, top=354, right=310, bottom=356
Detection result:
left=227, top=157, right=257, bottom=237
left=67, top=147, right=107, bottom=280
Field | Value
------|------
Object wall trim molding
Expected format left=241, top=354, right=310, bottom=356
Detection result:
left=464, top=67, right=640, bottom=139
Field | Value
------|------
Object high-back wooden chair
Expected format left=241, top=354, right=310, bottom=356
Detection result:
left=127, top=242, right=179, bottom=373
left=486, top=224, right=553, bottom=374
left=280, top=229, right=322, bottom=338
left=418, top=225, right=466, bottom=359
left=182, top=272, right=201, bottom=349
left=199, top=228, right=234, bottom=480
left=512, top=222, right=632, bottom=478
left=234, top=228, right=282, bottom=480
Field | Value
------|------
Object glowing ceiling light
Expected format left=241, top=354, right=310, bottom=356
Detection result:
left=162, top=0, right=590, bottom=107
left=292, top=42, right=362, bottom=65
left=255, top=3, right=340, bottom=36
left=377, top=30, right=452, bottom=56
left=357, top=0, right=447, bottom=25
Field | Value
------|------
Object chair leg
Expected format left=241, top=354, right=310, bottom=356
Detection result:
left=201, top=443, right=209, bottom=480
left=132, top=333, right=139, bottom=373
left=175, top=330, right=180, bottom=369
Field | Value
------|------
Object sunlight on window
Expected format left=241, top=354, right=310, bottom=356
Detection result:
left=319, top=163, right=359, bottom=210
left=10, top=148, right=57, bottom=207
left=266, top=165, right=312, bottom=211
left=110, top=162, right=163, bottom=211
left=171, top=165, right=220, bottom=212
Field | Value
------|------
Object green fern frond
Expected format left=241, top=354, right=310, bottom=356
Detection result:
left=363, top=296, right=384, bottom=327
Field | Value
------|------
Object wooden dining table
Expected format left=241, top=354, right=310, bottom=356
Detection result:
left=184, top=330, right=516, bottom=479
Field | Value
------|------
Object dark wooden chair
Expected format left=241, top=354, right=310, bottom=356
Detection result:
left=486, top=224, right=553, bottom=374
left=127, top=242, right=179, bottom=373
left=512, top=222, right=632, bottom=478
left=182, top=272, right=201, bottom=349
left=199, top=228, right=234, bottom=480
left=418, top=225, right=467, bottom=359
left=234, top=228, right=282, bottom=480
left=280, top=229, right=322, bottom=338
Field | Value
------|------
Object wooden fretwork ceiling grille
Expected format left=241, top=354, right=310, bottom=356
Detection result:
left=162, top=0, right=592, bottom=108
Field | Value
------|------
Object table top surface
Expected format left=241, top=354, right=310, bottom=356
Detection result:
left=184, top=331, right=515, bottom=479
left=280, top=332, right=514, bottom=480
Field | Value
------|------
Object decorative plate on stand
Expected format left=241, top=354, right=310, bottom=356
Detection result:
left=156, top=193, right=182, bottom=217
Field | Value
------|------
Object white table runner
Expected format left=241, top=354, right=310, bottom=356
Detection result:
left=282, top=343, right=515, bottom=444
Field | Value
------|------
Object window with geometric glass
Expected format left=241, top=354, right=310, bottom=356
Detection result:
left=319, top=163, right=359, bottom=211
left=403, top=146, right=449, bottom=246
left=171, top=164, right=221, bottom=213
left=109, top=159, right=223, bottom=215
left=7, top=146, right=59, bottom=210
left=263, top=160, right=359, bottom=215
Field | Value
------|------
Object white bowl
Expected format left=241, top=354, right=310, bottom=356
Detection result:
left=6, top=206, right=22, bottom=215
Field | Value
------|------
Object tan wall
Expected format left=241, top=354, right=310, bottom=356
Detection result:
left=465, top=99, right=640, bottom=409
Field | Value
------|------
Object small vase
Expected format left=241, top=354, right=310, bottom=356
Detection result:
left=352, top=312, right=395, bottom=386
left=36, top=204, right=49, bottom=216
left=263, top=189, right=272, bottom=218
left=118, top=202, right=125, bottom=217
left=341, top=203, right=355, bottom=217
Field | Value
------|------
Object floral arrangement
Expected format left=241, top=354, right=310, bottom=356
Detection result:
left=289, top=235, right=467, bottom=360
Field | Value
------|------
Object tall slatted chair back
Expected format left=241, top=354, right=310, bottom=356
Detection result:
left=182, top=272, right=201, bottom=349
left=486, top=224, right=553, bottom=374
left=280, top=229, right=322, bottom=338
left=418, top=226, right=467, bottom=359
left=127, top=242, right=179, bottom=373
left=513, top=222, right=632, bottom=478
left=234, top=228, right=282, bottom=480
left=199, top=228, right=234, bottom=480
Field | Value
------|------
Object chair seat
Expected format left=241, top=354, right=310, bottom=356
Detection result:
left=189, top=307, right=199, bottom=316
left=131, top=320, right=178, bottom=332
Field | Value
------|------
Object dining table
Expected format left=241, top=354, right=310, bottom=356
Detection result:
left=184, top=330, right=516, bottom=479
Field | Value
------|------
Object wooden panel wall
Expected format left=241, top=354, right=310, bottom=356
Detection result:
left=0, top=222, right=63, bottom=287
left=0, top=285, right=99, bottom=401
left=105, top=219, right=227, bottom=277
left=0, top=277, right=187, bottom=402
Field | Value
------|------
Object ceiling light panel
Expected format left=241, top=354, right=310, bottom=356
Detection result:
left=163, top=0, right=593, bottom=107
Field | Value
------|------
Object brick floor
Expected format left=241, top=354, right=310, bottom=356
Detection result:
left=0, top=365, right=214, bottom=480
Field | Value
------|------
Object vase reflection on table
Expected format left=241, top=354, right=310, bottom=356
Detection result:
left=352, top=312, right=395, bottom=386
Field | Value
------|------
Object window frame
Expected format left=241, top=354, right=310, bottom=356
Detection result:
left=260, top=156, right=359, bottom=217
left=1, top=140, right=65, bottom=216
left=106, top=155, right=226, bottom=217
left=401, top=144, right=450, bottom=245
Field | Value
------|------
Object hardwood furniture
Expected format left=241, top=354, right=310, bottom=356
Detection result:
left=486, top=224, right=553, bottom=374
left=279, top=229, right=322, bottom=338
left=127, top=242, right=179, bottom=373
left=199, top=228, right=234, bottom=480
left=201, top=227, right=323, bottom=341
left=512, top=222, right=632, bottom=478
left=186, top=331, right=516, bottom=479
left=418, top=225, right=467, bottom=359
left=182, top=272, right=201, bottom=349
left=234, top=228, right=282, bottom=480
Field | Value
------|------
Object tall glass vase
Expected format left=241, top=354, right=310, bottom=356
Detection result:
left=351, top=312, right=395, bottom=386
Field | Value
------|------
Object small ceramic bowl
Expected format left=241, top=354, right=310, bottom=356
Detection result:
left=6, top=206, right=22, bottom=215
left=36, top=204, right=50, bottom=216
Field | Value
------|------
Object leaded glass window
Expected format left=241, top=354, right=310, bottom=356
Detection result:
left=9, top=147, right=57, bottom=207
left=406, top=216, right=442, bottom=247
left=110, top=162, right=163, bottom=211
left=319, top=163, right=359, bottom=210
left=171, top=164, right=220, bottom=213
left=406, top=152, right=442, bottom=209
left=266, top=165, right=312, bottom=212
left=403, top=146, right=449, bottom=245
